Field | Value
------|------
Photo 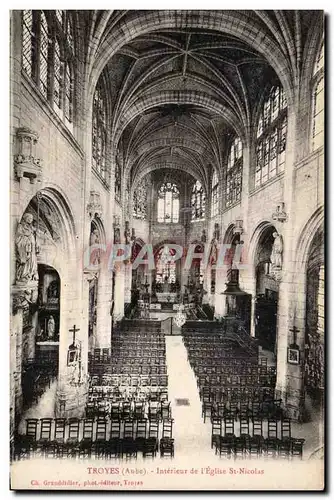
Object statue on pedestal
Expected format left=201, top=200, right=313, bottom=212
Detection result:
left=47, top=315, right=55, bottom=339
left=270, top=232, right=283, bottom=269
left=124, top=221, right=131, bottom=245
left=15, top=213, right=38, bottom=284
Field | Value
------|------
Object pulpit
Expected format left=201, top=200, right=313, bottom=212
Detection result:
left=221, top=270, right=251, bottom=333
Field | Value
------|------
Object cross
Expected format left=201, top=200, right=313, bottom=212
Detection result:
left=289, top=326, right=300, bottom=345
left=69, top=324, right=80, bottom=343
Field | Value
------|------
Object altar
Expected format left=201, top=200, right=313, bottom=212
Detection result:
left=156, top=292, right=178, bottom=303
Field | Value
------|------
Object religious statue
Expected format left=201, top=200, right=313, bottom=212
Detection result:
left=47, top=280, right=59, bottom=300
left=201, top=229, right=207, bottom=243
left=47, top=315, right=55, bottom=339
left=212, top=222, right=220, bottom=242
left=90, top=228, right=99, bottom=246
left=270, top=232, right=283, bottom=269
left=89, top=227, right=100, bottom=265
left=124, top=221, right=131, bottom=245
left=163, top=276, right=170, bottom=294
left=15, top=212, right=38, bottom=284
left=114, top=225, right=121, bottom=244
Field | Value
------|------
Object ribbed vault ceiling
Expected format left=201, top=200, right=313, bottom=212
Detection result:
left=84, top=10, right=323, bottom=191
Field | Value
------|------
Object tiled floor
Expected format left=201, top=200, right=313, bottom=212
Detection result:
left=165, top=335, right=214, bottom=460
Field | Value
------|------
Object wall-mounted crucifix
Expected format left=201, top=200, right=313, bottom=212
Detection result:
left=287, top=326, right=300, bottom=365
left=67, top=324, right=80, bottom=366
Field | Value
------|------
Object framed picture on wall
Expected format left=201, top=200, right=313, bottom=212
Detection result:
left=287, top=346, right=300, bottom=365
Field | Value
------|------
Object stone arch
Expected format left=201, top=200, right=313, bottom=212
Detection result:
left=223, top=223, right=236, bottom=244
left=248, top=220, right=279, bottom=272
left=16, top=187, right=77, bottom=279
left=295, top=206, right=324, bottom=276
left=90, top=216, right=106, bottom=247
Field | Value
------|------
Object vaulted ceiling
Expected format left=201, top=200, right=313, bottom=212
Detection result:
left=82, top=10, right=323, bottom=192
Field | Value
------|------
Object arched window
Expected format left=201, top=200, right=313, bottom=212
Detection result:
left=211, top=170, right=219, bottom=217
left=191, top=180, right=205, bottom=221
left=156, top=246, right=176, bottom=284
left=255, top=86, right=287, bottom=188
left=21, top=11, right=75, bottom=129
left=92, top=81, right=107, bottom=180
left=312, top=43, right=324, bottom=152
left=226, top=136, right=243, bottom=208
left=115, top=161, right=121, bottom=203
left=157, top=183, right=179, bottom=223
left=133, top=178, right=148, bottom=220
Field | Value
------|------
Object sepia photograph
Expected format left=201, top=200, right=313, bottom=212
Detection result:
left=9, top=9, right=325, bottom=491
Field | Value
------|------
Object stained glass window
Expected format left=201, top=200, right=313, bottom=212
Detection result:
left=211, top=170, right=219, bottom=217
left=39, top=12, right=49, bottom=98
left=22, top=11, right=35, bottom=78
left=66, top=15, right=74, bottom=53
left=256, top=86, right=287, bottom=188
left=64, top=63, right=73, bottom=122
left=92, top=81, right=107, bottom=179
left=133, top=178, right=148, bottom=220
left=21, top=11, right=75, bottom=129
left=156, top=246, right=176, bottom=284
left=226, top=136, right=242, bottom=208
left=191, top=180, right=205, bottom=221
left=53, top=39, right=62, bottom=109
left=157, top=183, right=179, bottom=223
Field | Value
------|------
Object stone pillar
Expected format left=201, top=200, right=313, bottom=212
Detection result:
left=124, top=262, right=132, bottom=304
left=214, top=267, right=228, bottom=318
left=95, top=266, right=112, bottom=348
left=274, top=107, right=304, bottom=420
left=114, top=266, right=125, bottom=320
left=55, top=272, right=89, bottom=419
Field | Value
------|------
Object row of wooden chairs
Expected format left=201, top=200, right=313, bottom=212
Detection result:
left=214, top=435, right=304, bottom=459
left=211, top=417, right=292, bottom=442
left=206, top=399, right=283, bottom=421
left=200, top=386, right=275, bottom=403
left=21, top=417, right=174, bottom=444
left=86, top=401, right=172, bottom=421
left=15, top=436, right=174, bottom=460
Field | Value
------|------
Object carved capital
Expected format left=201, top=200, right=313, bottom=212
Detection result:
left=11, top=283, right=38, bottom=314
left=272, top=202, right=288, bottom=223
left=83, top=269, right=99, bottom=283
left=269, top=267, right=283, bottom=282
left=14, top=127, right=42, bottom=184
left=233, top=219, right=243, bottom=236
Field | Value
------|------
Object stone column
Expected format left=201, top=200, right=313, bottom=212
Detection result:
left=214, top=267, right=228, bottom=318
left=55, top=271, right=89, bottom=419
left=114, top=266, right=125, bottom=320
left=95, top=266, right=112, bottom=348
left=124, top=262, right=132, bottom=304
left=274, top=107, right=304, bottom=420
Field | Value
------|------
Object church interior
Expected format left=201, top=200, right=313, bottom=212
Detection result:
left=10, top=10, right=324, bottom=464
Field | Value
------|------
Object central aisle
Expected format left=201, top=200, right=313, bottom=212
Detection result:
left=165, top=335, right=213, bottom=459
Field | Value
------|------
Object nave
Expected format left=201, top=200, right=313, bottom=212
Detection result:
left=14, top=320, right=321, bottom=464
